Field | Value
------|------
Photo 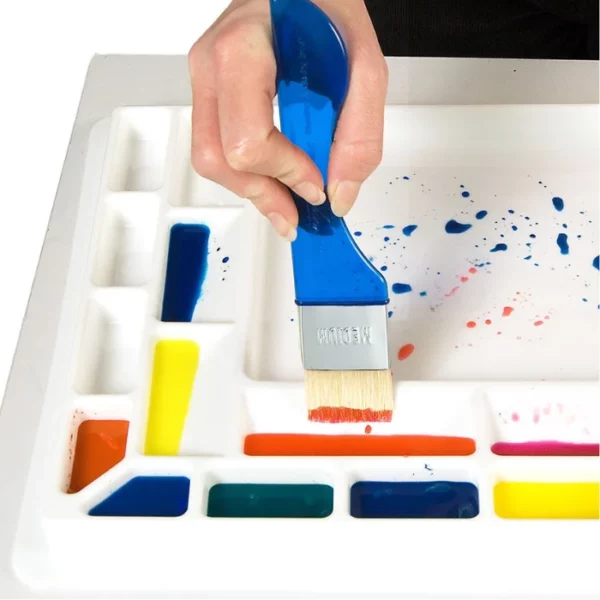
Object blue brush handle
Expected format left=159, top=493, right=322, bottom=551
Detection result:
left=270, top=0, right=388, bottom=306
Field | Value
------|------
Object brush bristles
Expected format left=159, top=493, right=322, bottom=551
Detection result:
left=306, top=370, right=394, bottom=423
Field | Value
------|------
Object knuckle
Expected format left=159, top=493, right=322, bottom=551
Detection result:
left=191, top=144, right=221, bottom=179
left=343, top=139, right=383, bottom=172
left=212, top=21, right=252, bottom=66
left=225, top=137, right=266, bottom=172
left=354, top=50, right=388, bottom=91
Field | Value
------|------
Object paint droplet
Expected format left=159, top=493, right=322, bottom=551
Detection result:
left=583, top=298, right=588, bottom=303
left=534, top=320, right=544, bottom=326
left=461, top=191, right=470, bottom=198
left=419, top=291, right=427, bottom=297
left=398, top=344, right=415, bottom=361
left=466, top=321, right=476, bottom=328
left=388, top=311, right=394, bottom=318
left=552, top=197, right=564, bottom=212
left=524, top=255, right=532, bottom=260
left=392, top=283, right=412, bottom=295
left=468, top=267, right=477, bottom=274
left=508, top=209, right=515, bottom=214
left=593, top=255, right=599, bottom=270
left=460, top=276, right=469, bottom=283
left=222, top=256, right=230, bottom=264
left=502, top=306, right=514, bottom=317
left=485, top=319, right=492, bottom=325
left=402, top=224, right=418, bottom=237
left=403, top=176, right=410, bottom=180
left=354, top=231, right=362, bottom=237
left=445, top=220, right=472, bottom=234
left=511, top=413, right=520, bottom=422
left=381, top=265, right=388, bottom=272
left=384, top=236, right=390, bottom=242
left=445, top=286, right=460, bottom=298
left=475, top=210, right=487, bottom=220
left=556, top=233, right=569, bottom=255
left=511, top=225, right=518, bottom=231
left=365, top=425, right=372, bottom=434
left=530, top=234, right=536, bottom=239
left=490, top=243, right=508, bottom=252
left=383, top=224, right=395, bottom=229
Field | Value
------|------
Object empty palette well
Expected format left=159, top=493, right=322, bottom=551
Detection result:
left=89, top=476, right=190, bottom=517
left=494, top=482, right=599, bottom=519
left=68, top=420, right=129, bottom=493
left=350, top=481, right=480, bottom=519
left=144, top=340, right=200, bottom=455
left=207, top=484, right=333, bottom=518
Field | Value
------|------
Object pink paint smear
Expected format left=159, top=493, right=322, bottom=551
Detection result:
left=491, top=441, right=599, bottom=457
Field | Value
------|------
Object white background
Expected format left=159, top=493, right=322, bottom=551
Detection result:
left=0, top=0, right=231, bottom=409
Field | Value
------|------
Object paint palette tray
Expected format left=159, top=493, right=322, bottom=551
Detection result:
left=1, top=56, right=599, bottom=599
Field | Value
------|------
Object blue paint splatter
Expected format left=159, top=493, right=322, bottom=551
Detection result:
left=460, top=184, right=465, bottom=188
left=490, top=243, right=508, bottom=253
left=511, top=225, right=518, bottom=231
left=381, top=265, right=388, bottom=271
left=384, top=236, right=390, bottom=242
left=445, top=220, right=472, bottom=234
left=403, top=176, right=410, bottom=180
left=222, top=256, right=230, bottom=264
left=552, top=197, right=564, bottom=212
left=475, top=210, right=488, bottom=220
left=583, top=298, right=588, bottom=303
left=592, top=256, right=599, bottom=270
left=354, top=231, right=362, bottom=237
left=419, top=291, right=427, bottom=297
left=524, top=255, right=532, bottom=260
left=383, top=225, right=395, bottom=229
left=508, top=209, right=515, bottom=214
left=402, top=225, right=418, bottom=237
left=392, top=283, right=412, bottom=295
left=562, top=224, right=568, bottom=229
left=525, top=216, right=530, bottom=221
left=424, top=464, right=433, bottom=472
left=461, top=191, right=470, bottom=198
left=388, top=311, right=394, bottom=318
left=530, top=234, right=536, bottom=239
left=556, top=233, right=569, bottom=255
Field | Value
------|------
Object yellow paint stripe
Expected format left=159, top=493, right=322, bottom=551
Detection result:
left=494, top=482, right=599, bottom=519
left=144, top=340, right=200, bottom=456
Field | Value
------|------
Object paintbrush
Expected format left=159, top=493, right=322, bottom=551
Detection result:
left=270, top=0, right=393, bottom=423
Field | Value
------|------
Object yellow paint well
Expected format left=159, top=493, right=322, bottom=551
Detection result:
left=144, top=340, right=200, bottom=455
left=494, top=482, right=599, bottom=519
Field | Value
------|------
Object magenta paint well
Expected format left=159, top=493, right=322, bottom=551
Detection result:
left=491, top=441, right=599, bottom=457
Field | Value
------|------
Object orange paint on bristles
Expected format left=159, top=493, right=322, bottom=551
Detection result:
left=244, top=434, right=476, bottom=456
left=309, top=407, right=392, bottom=423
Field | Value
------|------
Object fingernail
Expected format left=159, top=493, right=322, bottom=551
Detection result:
left=267, top=212, right=297, bottom=242
left=292, top=182, right=326, bottom=205
left=329, top=181, right=361, bottom=217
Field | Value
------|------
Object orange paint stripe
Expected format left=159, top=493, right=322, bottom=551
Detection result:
left=244, top=434, right=475, bottom=456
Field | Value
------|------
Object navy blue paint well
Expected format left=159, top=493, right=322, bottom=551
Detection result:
left=475, top=210, right=487, bottom=220
left=161, top=223, right=210, bottom=322
left=402, top=225, right=418, bottom=237
left=490, top=243, right=508, bottom=252
left=593, top=255, right=599, bottom=270
left=445, top=220, right=472, bottom=234
left=552, top=197, right=564, bottom=212
left=392, top=283, right=412, bottom=294
left=350, top=481, right=479, bottom=519
left=557, top=233, right=569, bottom=255
left=88, top=476, right=190, bottom=517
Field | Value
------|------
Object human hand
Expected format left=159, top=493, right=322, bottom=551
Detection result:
left=188, top=0, right=388, bottom=241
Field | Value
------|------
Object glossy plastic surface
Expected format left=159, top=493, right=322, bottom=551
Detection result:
left=270, top=0, right=388, bottom=306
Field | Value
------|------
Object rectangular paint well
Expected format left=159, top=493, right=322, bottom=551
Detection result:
left=244, top=434, right=476, bottom=456
left=350, top=481, right=480, bottom=519
left=68, top=420, right=129, bottom=493
left=161, top=223, right=210, bottom=322
left=494, top=482, right=599, bottom=519
left=144, top=340, right=200, bottom=456
left=207, top=484, right=333, bottom=518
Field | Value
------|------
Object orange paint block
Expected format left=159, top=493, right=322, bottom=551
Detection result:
left=68, top=420, right=129, bottom=493
left=244, top=434, right=475, bottom=456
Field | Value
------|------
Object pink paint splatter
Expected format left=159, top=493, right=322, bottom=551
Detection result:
left=534, top=320, right=544, bottom=326
left=468, top=267, right=477, bottom=274
left=511, top=412, right=520, bottom=422
left=466, top=321, right=476, bottom=328
left=502, top=306, right=514, bottom=317
left=445, top=286, right=460, bottom=298
left=460, top=276, right=469, bottom=283
left=533, top=408, right=540, bottom=424
left=543, top=405, right=551, bottom=415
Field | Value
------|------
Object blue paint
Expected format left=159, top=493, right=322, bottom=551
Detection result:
left=424, top=464, right=433, bottom=472
left=552, top=197, right=564, bottom=212
left=89, top=476, right=190, bottom=517
left=562, top=224, right=568, bottom=229
left=556, top=233, right=569, bottom=255
left=161, top=223, right=210, bottom=322
left=350, top=481, right=479, bottom=519
left=524, top=255, right=532, bottom=260
left=445, top=220, right=472, bottom=234
left=511, top=225, right=518, bottom=231
left=526, top=242, right=532, bottom=248
left=460, top=184, right=465, bottom=188
left=388, top=311, right=394, bottom=318
left=353, top=231, right=362, bottom=237
left=475, top=210, right=487, bottom=220
left=384, top=236, right=390, bottom=242
left=392, top=283, right=412, bottom=295
left=419, top=291, right=427, bottom=297
left=461, top=191, right=470, bottom=198
left=593, top=255, right=599, bottom=270
left=530, top=234, right=536, bottom=239
left=403, top=176, right=410, bottom=180
left=383, top=225, right=395, bottom=229
left=490, top=243, right=508, bottom=253
left=583, top=298, right=588, bottom=303
left=222, top=256, right=230, bottom=264
left=508, top=209, right=515, bottom=214
left=525, top=216, right=530, bottom=221
left=402, top=225, right=418, bottom=237
left=534, top=263, right=540, bottom=267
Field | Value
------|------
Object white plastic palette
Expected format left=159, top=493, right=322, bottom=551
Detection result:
left=1, top=56, right=599, bottom=599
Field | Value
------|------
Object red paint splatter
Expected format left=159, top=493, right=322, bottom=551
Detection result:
left=445, top=286, right=460, bottom=298
left=365, top=425, right=372, bottom=435
left=497, top=331, right=502, bottom=335
left=466, top=321, right=476, bottom=328
left=544, top=315, right=550, bottom=320
left=516, top=291, right=521, bottom=295
left=460, top=276, right=469, bottom=283
left=533, top=408, right=540, bottom=424
left=534, top=320, right=544, bottom=326
left=398, top=344, right=415, bottom=361
left=485, top=319, right=492, bottom=325
left=511, top=412, right=520, bottom=422
left=468, top=267, right=477, bottom=274
left=502, top=306, right=514, bottom=317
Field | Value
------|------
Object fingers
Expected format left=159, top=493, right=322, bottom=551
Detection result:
left=327, top=49, right=388, bottom=217
left=213, top=21, right=326, bottom=206
left=189, top=53, right=299, bottom=241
